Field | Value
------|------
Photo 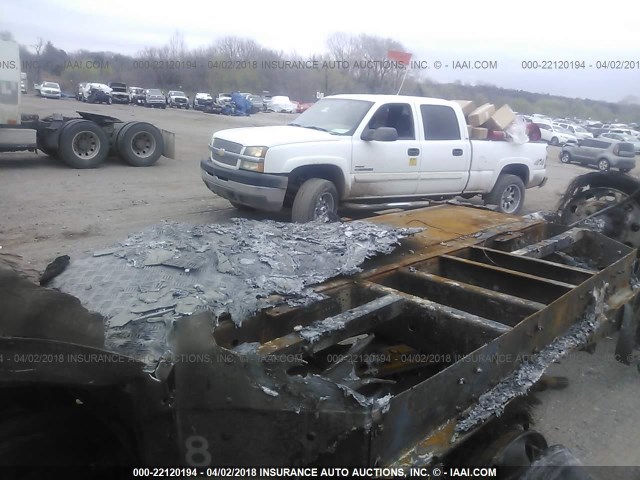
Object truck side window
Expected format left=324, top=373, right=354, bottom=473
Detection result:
left=368, top=103, right=415, bottom=140
left=420, top=105, right=461, bottom=140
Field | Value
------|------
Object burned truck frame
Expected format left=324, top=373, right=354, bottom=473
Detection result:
left=1, top=174, right=639, bottom=473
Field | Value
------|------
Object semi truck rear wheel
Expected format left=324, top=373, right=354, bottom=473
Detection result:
left=58, top=120, right=109, bottom=169
left=116, top=122, right=164, bottom=167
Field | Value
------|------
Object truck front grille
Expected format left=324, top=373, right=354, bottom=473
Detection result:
left=211, top=138, right=243, bottom=167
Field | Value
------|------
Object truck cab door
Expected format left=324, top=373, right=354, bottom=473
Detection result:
left=416, top=104, right=471, bottom=194
left=350, top=103, right=420, bottom=197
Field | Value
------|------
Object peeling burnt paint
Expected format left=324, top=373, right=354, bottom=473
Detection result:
left=49, top=219, right=421, bottom=370
left=454, top=286, right=608, bottom=435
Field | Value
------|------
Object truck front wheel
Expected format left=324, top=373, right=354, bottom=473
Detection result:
left=58, top=120, right=109, bottom=169
left=485, top=174, right=525, bottom=215
left=292, top=178, right=338, bottom=222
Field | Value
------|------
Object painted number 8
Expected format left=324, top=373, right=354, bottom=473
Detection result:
left=185, top=435, right=211, bottom=466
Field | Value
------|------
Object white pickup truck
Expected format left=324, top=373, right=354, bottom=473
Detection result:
left=200, top=94, right=548, bottom=222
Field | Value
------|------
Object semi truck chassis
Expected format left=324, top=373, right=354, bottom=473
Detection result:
left=0, top=202, right=638, bottom=475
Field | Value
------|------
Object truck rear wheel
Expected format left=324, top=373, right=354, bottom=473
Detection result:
left=58, top=120, right=109, bottom=169
left=485, top=174, right=526, bottom=215
left=116, top=122, right=164, bottom=167
left=292, top=178, right=338, bottom=223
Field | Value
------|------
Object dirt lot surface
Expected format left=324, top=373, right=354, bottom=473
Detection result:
left=1, top=95, right=639, bottom=472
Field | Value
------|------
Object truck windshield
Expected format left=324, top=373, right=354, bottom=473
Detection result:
left=290, top=98, right=373, bottom=135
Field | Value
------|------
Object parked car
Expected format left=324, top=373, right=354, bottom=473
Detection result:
left=39, top=82, right=61, bottom=99
left=144, top=89, right=166, bottom=109
left=245, top=94, right=264, bottom=113
left=128, top=86, right=145, bottom=105
left=606, top=128, right=640, bottom=139
left=266, top=95, right=297, bottom=113
left=80, top=83, right=111, bottom=103
left=534, top=122, right=577, bottom=145
left=108, top=82, right=129, bottom=104
left=83, top=83, right=112, bottom=104
left=557, top=123, right=594, bottom=140
left=559, top=137, right=636, bottom=172
left=167, top=90, right=190, bottom=109
left=215, top=93, right=233, bottom=106
left=193, top=93, right=213, bottom=111
left=262, top=94, right=272, bottom=110
left=600, top=133, right=640, bottom=154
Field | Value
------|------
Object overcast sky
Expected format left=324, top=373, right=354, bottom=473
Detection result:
left=2, top=0, right=640, bottom=102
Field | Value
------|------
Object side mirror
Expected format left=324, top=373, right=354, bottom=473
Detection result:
left=362, top=127, right=398, bottom=142
left=372, top=127, right=398, bottom=142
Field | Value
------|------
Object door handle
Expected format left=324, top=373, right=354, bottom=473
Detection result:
left=408, top=148, right=420, bottom=156
left=452, top=148, right=463, bottom=156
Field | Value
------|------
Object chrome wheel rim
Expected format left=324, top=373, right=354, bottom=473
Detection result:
left=314, top=193, right=335, bottom=219
left=500, top=185, right=522, bottom=213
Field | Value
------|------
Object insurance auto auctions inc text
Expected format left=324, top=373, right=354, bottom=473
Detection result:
left=214, top=466, right=497, bottom=477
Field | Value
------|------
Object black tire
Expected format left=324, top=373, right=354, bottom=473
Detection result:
left=598, top=158, right=610, bottom=172
left=560, top=151, right=571, bottom=164
left=556, top=172, right=640, bottom=248
left=550, top=137, right=559, bottom=146
left=58, top=120, right=109, bottom=169
left=161, top=105, right=166, bottom=109
left=485, top=174, right=526, bottom=215
left=291, top=178, right=339, bottom=223
left=116, top=121, right=164, bottom=167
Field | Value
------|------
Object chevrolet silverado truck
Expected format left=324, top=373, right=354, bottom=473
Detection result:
left=200, top=94, right=548, bottom=222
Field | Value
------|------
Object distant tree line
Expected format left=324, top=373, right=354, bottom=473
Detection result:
left=3, top=30, right=640, bottom=122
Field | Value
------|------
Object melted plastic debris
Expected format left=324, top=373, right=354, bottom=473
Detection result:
left=50, top=219, right=421, bottom=371
left=298, top=316, right=348, bottom=343
left=260, top=386, right=279, bottom=397
left=454, top=286, right=607, bottom=435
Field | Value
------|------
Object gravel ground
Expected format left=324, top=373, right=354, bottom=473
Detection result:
left=1, top=95, right=639, bottom=470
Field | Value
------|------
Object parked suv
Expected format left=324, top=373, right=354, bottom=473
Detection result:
left=560, top=137, right=636, bottom=172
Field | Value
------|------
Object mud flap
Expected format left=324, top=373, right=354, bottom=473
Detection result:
left=615, top=303, right=639, bottom=365
left=162, top=129, right=176, bottom=159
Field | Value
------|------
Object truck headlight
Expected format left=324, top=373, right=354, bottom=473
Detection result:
left=243, top=146, right=268, bottom=158
left=239, top=159, right=264, bottom=172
